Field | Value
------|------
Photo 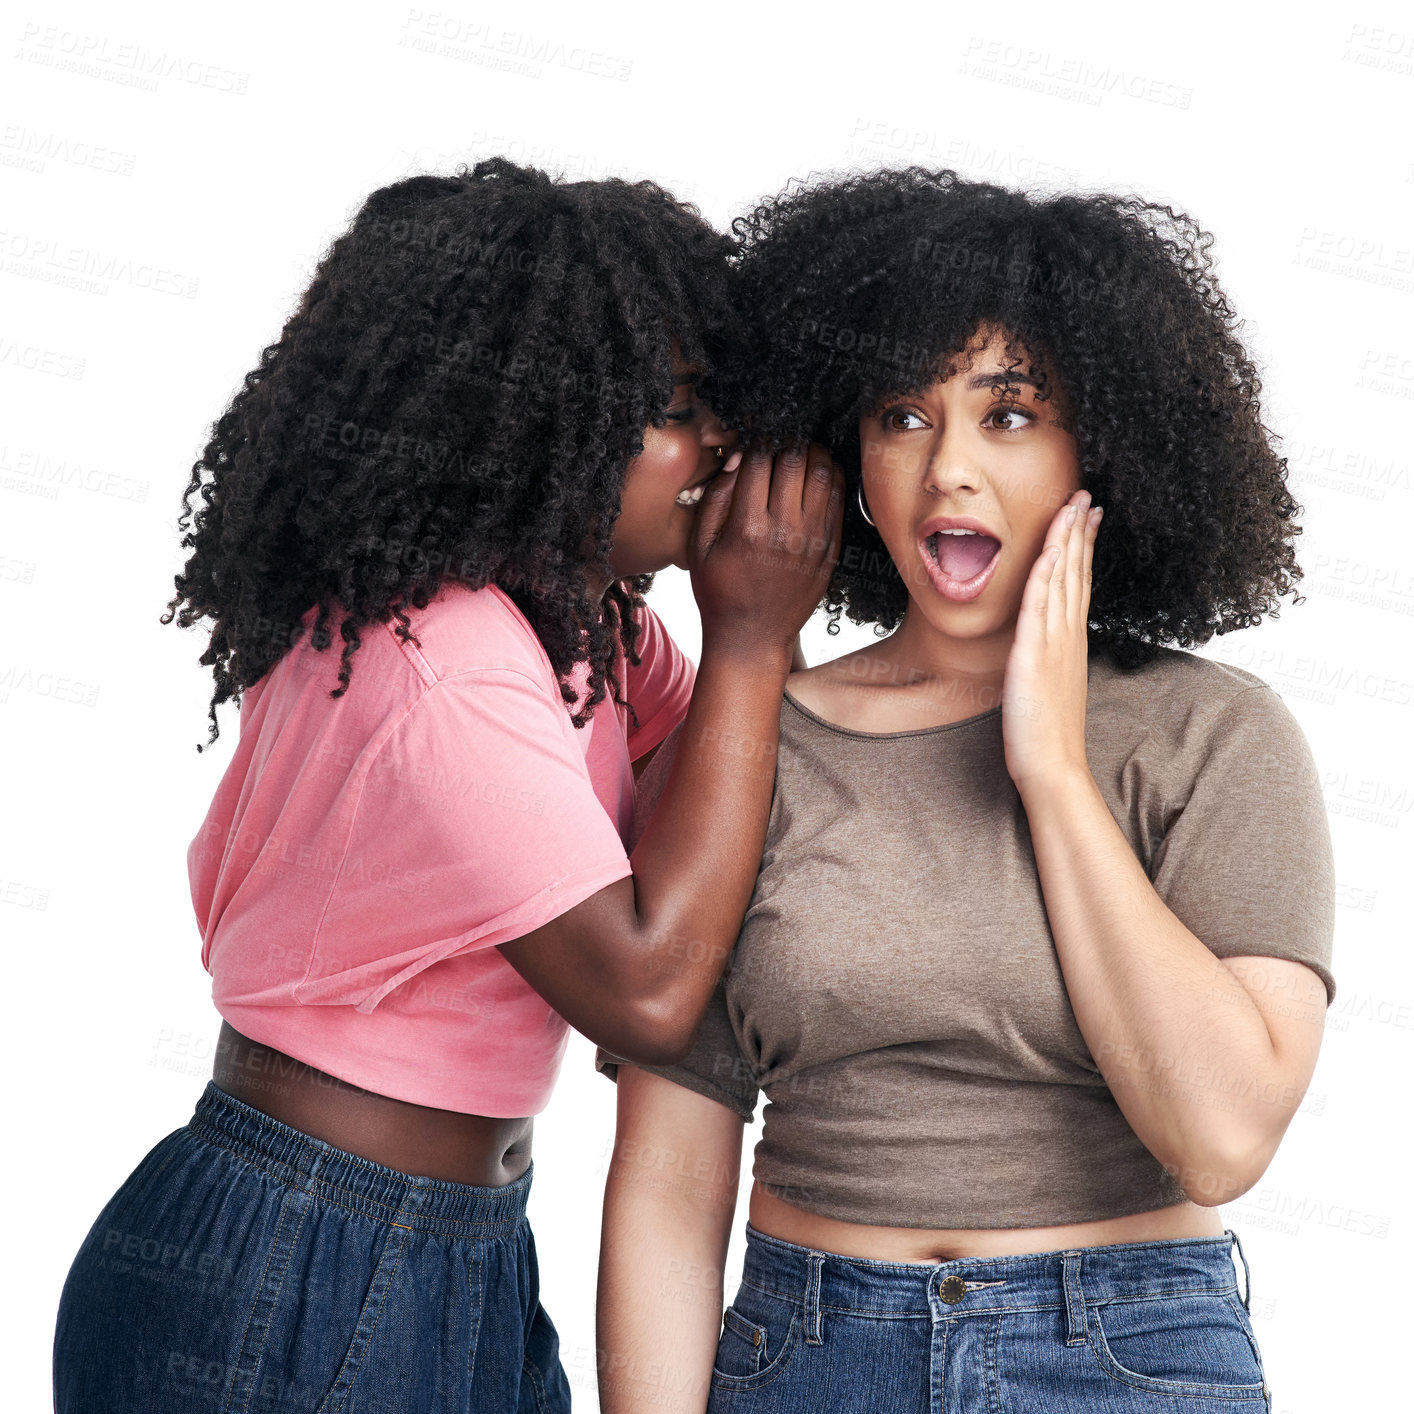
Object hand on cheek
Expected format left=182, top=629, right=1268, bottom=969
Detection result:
left=999, top=489, right=1103, bottom=795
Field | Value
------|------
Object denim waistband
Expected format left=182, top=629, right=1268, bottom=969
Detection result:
left=185, top=1081, right=533, bottom=1239
left=739, top=1222, right=1250, bottom=1335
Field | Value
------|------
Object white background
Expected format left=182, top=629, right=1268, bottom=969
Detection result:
left=5, top=2, right=1412, bottom=1409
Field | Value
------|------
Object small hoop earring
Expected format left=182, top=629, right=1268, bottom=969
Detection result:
left=857, top=483, right=876, bottom=528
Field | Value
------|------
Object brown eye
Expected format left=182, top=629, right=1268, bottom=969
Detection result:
left=882, top=408, right=926, bottom=431
left=986, top=406, right=1033, bottom=432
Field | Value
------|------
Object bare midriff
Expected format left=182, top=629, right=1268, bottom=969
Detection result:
left=211, top=1021, right=533, bottom=1187
left=748, top=1181, right=1225, bottom=1263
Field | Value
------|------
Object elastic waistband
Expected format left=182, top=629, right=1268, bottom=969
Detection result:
left=739, top=1222, right=1246, bottom=1320
left=186, top=1081, right=532, bottom=1239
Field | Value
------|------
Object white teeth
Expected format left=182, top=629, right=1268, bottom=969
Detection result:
left=938, top=528, right=979, bottom=535
left=675, top=483, right=707, bottom=507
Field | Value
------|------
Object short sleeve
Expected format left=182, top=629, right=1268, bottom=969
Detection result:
left=307, top=668, right=635, bottom=1012
left=624, top=601, right=695, bottom=761
left=595, top=971, right=760, bottom=1121
left=1148, top=683, right=1336, bottom=1002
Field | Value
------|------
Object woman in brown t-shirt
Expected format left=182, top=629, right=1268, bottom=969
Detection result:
left=596, top=172, right=1333, bottom=1412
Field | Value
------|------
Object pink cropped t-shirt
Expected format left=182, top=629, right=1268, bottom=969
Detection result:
left=188, top=582, right=695, bottom=1117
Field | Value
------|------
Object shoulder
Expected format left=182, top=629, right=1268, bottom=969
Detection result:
left=1089, top=644, right=1283, bottom=724
left=624, top=595, right=675, bottom=662
left=628, top=595, right=667, bottom=632
left=1089, top=645, right=1312, bottom=778
left=383, top=582, right=556, bottom=691
left=624, top=595, right=696, bottom=676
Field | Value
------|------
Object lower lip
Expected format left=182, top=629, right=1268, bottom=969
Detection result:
left=918, top=535, right=1002, bottom=603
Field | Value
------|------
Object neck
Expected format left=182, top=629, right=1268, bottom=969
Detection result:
left=873, top=603, right=1016, bottom=718
left=585, top=569, right=618, bottom=604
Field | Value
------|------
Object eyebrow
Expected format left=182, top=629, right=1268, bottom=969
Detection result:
left=966, top=367, right=1045, bottom=392
left=671, top=370, right=703, bottom=386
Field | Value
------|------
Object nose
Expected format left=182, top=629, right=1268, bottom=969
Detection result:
left=921, top=421, right=982, bottom=495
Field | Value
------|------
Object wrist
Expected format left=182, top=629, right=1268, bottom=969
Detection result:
left=699, top=630, right=795, bottom=676
left=1014, top=760, right=1097, bottom=809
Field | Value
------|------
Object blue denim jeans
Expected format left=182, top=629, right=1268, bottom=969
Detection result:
left=53, top=1080, right=571, bottom=1413
left=707, top=1223, right=1272, bottom=1412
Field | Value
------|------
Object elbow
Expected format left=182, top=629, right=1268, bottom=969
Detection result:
left=598, top=998, right=697, bottom=1068
left=1169, top=1132, right=1278, bottom=1208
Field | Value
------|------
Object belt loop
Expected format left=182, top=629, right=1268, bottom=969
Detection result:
left=1062, top=1250, right=1087, bottom=1345
left=803, top=1251, right=825, bottom=1346
left=1228, top=1228, right=1252, bottom=1312
left=297, top=1132, right=322, bottom=1190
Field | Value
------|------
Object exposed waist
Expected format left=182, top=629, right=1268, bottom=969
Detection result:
left=748, top=1182, right=1225, bottom=1263
left=736, top=1217, right=1245, bottom=1314
left=211, top=1020, right=533, bottom=1187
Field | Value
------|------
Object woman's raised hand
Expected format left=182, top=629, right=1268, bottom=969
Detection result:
left=1001, top=489, right=1103, bottom=796
left=687, top=440, right=845, bottom=661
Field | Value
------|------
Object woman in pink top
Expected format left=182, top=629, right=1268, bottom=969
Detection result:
left=52, top=158, right=843, bottom=1414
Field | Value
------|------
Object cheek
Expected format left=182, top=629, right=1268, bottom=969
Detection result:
left=861, top=438, right=920, bottom=510
left=633, top=428, right=700, bottom=491
left=618, top=433, right=700, bottom=538
left=1006, top=449, right=1080, bottom=546
left=622, top=435, right=681, bottom=503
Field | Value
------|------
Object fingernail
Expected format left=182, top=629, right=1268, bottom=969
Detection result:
left=1066, top=505, right=1078, bottom=524
left=723, top=450, right=743, bottom=473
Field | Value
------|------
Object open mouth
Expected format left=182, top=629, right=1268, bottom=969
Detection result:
left=920, top=529, right=1003, bottom=603
left=674, top=448, right=742, bottom=508
left=674, top=475, right=717, bottom=508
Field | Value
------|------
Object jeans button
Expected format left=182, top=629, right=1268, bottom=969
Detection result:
left=938, top=1276, right=967, bottom=1304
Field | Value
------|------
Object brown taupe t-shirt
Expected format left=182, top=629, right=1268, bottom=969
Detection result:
left=596, top=647, right=1337, bottom=1229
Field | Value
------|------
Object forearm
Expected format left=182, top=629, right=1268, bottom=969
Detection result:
left=1019, top=768, right=1314, bottom=1200
left=624, top=640, right=792, bottom=1045
left=598, top=1131, right=737, bottom=1412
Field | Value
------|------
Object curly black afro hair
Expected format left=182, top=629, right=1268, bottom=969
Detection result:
left=711, top=166, right=1306, bottom=668
left=162, top=156, right=738, bottom=749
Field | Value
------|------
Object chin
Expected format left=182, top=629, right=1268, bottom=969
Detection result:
left=612, top=526, right=692, bottom=579
left=663, top=537, right=692, bottom=573
left=911, top=591, right=1008, bottom=637
left=617, top=550, right=679, bottom=579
